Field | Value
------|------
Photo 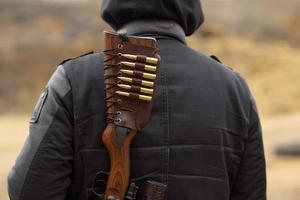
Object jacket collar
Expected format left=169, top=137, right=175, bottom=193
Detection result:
left=117, top=20, right=186, bottom=44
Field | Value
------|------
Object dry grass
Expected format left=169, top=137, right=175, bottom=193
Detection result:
left=0, top=114, right=300, bottom=200
left=262, top=114, right=300, bottom=200
left=0, top=114, right=30, bottom=200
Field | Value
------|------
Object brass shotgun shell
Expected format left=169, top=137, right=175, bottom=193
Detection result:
left=118, top=76, right=154, bottom=87
left=115, top=91, right=129, bottom=97
left=121, top=54, right=158, bottom=65
left=138, top=94, right=152, bottom=101
left=145, top=57, right=158, bottom=65
left=120, top=69, right=156, bottom=80
left=115, top=91, right=152, bottom=101
left=120, top=61, right=157, bottom=72
left=118, top=84, right=153, bottom=95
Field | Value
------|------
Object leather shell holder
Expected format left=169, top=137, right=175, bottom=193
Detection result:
left=101, top=31, right=160, bottom=200
left=103, top=31, right=160, bottom=131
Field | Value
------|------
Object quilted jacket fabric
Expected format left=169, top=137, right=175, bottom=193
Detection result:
left=8, top=24, right=266, bottom=200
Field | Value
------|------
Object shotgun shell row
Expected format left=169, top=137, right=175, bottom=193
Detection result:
left=120, top=54, right=158, bottom=65
left=116, top=91, right=152, bottom=101
left=116, top=53, right=158, bottom=101
left=119, top=61, right=157, bottom=72
left=118, top=84, right=153, bottom=95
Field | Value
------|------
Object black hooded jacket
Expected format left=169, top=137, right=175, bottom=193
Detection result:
left=8, top=1, right=266, bottom=200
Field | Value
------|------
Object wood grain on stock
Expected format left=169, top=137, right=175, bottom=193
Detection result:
left=102, top=32, right=156, bottom=200
left=102, top=124, right=137, bottom=200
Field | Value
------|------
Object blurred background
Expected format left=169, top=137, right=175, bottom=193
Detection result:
left=0, top=0, right=299, bottom=199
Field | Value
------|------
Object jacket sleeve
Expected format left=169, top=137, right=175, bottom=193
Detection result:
left=7, top=65, right=74, bottom=200
left=230, top=95, right=267, bottom=200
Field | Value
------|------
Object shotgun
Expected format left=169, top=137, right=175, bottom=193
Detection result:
left=100, top=31, right=165, bottom=200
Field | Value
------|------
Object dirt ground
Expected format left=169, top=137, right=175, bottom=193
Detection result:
left=0, top=113, right=300, bottom=200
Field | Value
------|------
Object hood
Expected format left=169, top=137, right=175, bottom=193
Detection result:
left=100, top=0, right=204, bottom=36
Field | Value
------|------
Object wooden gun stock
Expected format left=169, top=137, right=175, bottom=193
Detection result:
left=102, top=32, right=159, bottom=200
left=102, top=124, right=137, bottom=200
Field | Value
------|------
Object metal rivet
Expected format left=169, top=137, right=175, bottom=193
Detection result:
left=107, top=196, right=116, bottom=200
left=115, top=118, right=121, bottom=123
left=117, top=44, right=123, bottom=49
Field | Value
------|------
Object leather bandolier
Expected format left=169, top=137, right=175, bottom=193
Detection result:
left=94, top=32, right=167, bottom=200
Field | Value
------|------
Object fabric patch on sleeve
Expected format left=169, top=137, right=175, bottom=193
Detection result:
left=30, top=88, right=48, bottom=123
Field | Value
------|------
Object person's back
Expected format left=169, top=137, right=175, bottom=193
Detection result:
left=7, top=0, right=266, bottom=200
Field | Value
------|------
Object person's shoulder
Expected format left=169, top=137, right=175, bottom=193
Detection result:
left=174, top=44, right=250, bottom=94
left=207, top=54, right=251, bottom=97
left=188, top=47, right=252, bottom=100
left=57, top=51, right=104, bottom=80
left=54, top=51, right=105, bottom=92
left=59, top=51, right=103, bottom=71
